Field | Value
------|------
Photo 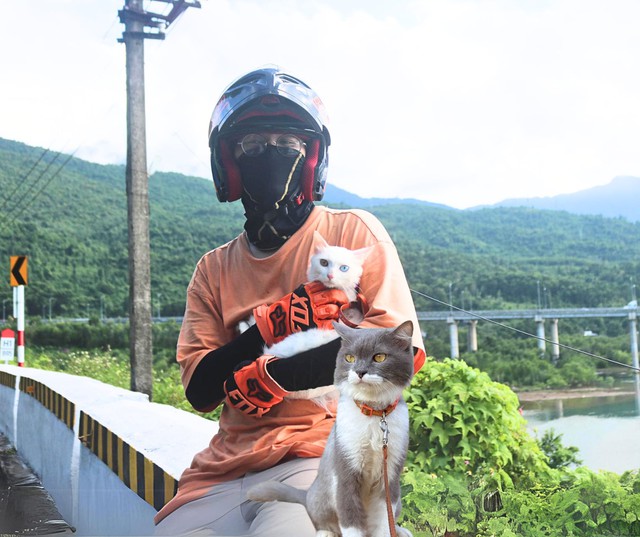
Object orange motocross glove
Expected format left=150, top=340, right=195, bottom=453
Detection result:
left=253, top=282, right=350, bottom=346
left=223, top=355, right=288, bottom=417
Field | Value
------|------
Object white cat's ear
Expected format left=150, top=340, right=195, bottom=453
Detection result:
left=352, top=244, right=376, bottom=263
left=312, top=230, right=330, bottom=253
left=391, top=320, right=414, bottom=350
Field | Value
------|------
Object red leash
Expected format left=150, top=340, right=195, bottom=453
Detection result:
left=380, top=415, right=398, bottom=537
left=355, top=400, right=400, bottom=537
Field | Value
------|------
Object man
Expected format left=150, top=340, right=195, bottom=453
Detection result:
left=154, top=67, right=425, bottom=536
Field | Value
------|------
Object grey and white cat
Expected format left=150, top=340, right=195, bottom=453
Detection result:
left=247, top=321, right=415, bottom=537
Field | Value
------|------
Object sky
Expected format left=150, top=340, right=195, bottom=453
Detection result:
left=2, top=0, right=639, bottom=210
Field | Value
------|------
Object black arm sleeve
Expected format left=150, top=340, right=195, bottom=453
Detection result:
left=185, top=324, right=265, bottom=411
left=267, top=338, right=342, bottom=392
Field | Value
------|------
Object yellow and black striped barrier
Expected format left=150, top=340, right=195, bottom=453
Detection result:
left=19, top=377, right=75, bottom=430
left=1, top=370, right=177, bottom=512
left=0, top=370, right=15, bottom=389
left=79, top=411, right=178, bottom=511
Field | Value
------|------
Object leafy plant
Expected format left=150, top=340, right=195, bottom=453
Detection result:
left=405, top=358, right=549, bottom=489
left=476, top=468, right=640, bottom=536
left=23, top=345, right=640, bottom=537
left=537, top=428, right=582, bottom=469
left=401, top=469, right=476, bottom=536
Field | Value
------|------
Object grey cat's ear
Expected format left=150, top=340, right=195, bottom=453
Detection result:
left=312, top=230, right=330, bottom=253
left=391, top=320, right=414, bottom=350
left=333, top=320, right=355, bottom=342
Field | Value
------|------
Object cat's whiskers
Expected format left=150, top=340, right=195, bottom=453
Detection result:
left=346, top=371, right=384, bottom=384
left=341, top=376, right=405, bottom=410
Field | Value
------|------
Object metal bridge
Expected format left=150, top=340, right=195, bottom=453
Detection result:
left=416, top=305, right=639, bottom=371
left=417, top=306, right=638, bottom=322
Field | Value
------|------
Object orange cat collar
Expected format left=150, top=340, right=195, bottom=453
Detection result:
left=355, top=399, right=399, bottom=417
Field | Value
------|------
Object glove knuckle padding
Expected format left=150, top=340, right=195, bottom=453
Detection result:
left=223, top=356, right=288, bottom=418
left=253, top=282, right=350, bottom=346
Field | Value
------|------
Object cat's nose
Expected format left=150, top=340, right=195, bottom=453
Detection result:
left=327, top=273, right=334, bottom=280
left=356, top=369, right=367, bottom=379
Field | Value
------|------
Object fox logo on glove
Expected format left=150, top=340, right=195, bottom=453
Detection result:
left=289, top=294, right=311, bottom=331
left=246, top=379, right=273, bottom=403
left=254, top=282, right=350, bottom=346
left=268, top=306, right=288, bottom=339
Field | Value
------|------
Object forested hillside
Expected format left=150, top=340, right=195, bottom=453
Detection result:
left=1, top=137, right=639, bottom=320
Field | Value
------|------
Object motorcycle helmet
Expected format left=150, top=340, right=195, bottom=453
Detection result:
left=208, top=67, right=331, bottom=202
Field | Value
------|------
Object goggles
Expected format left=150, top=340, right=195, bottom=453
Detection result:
left=238, top=133, right=306, bottom=157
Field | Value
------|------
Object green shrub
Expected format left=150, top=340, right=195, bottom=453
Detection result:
left=28, top=348, right=130, bottom=388
left=405, top=358, right=549, bottom=490
left=27, top=320, right=181, bottom=362
left=476, top=468, right=640, bottom=536
left=401, top=469, right=476, bottom=536
left=23, top=346, right=640, bottom=536
left=537, top=428, right=582, bottom=469
left=558, top=356, right=599, bottom=387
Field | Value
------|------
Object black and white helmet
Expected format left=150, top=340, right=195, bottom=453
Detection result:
left=208, top=67, right=331, bottom=202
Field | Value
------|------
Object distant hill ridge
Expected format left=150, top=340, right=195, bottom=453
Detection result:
left=1, top=136, right=638, bottom=318
left=325, top=176, right=640, bottom=222
left=480, top=176, right=640, bottom=222
left=323, top=184, right=453, bottom=210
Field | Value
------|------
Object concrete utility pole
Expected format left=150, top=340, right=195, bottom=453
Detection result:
left=119, top=0, right=200, bottom=398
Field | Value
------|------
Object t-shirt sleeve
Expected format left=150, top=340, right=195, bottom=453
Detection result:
left=177, top=261, right=232, bottom=390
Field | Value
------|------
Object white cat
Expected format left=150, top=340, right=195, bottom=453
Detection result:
left=239, top=232, right=374, bottom=403
left=264, top=232, right=373, bottom=357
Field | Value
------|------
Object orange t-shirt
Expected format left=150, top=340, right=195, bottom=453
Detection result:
left=155, top=205, right=425, bottom=523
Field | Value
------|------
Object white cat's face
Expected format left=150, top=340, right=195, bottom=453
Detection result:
left=307, top=246, right=364, bottom=293
left=307, top=246, right=366, bottom=291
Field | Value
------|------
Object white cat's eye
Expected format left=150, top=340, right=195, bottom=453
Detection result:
left=319, top=259, right=329, bottom=267
left=339, top=265, right=349, bottom=272
left=345, top=354, right=356, bottom=363
left=372, top=353, right=387, bottom=363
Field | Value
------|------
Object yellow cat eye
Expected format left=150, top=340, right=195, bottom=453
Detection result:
left=345, top=354, right=356, bottom=363
left=373, top=353, right=387, bottom=363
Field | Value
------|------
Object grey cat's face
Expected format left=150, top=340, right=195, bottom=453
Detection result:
left=333, top=321, right=414, bottom=401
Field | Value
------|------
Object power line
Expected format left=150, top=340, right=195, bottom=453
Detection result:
left=410, top=288, right=640, bottom=373
left=0, top=147, right=51, bottom=214
left=12, top=151, right=77, bottom=220
left=3, top=151, right=64, bottom=220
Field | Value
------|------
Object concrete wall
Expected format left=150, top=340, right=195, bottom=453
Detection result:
left=0, top=364, right=217, bottom=536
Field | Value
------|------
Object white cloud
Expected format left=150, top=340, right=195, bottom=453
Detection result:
left=1, top=0, right=638, bottom=209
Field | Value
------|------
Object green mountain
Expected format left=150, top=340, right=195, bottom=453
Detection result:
left=1, top=137, right=639, bottom=319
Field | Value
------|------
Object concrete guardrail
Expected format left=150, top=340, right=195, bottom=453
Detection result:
left=0, top=364, right=216, bottom=536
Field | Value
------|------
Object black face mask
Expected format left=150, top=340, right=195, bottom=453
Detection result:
left=238, top=146, right=313, bottom=251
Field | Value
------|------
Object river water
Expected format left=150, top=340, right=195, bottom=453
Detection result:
left=521, top=380, right=640, bottom=474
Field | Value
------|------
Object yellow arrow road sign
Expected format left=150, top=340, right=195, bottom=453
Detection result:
left=10, top=256, right=28, bottom=286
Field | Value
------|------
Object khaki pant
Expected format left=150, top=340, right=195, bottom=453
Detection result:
left=154, top=458, right=319, bottom=537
